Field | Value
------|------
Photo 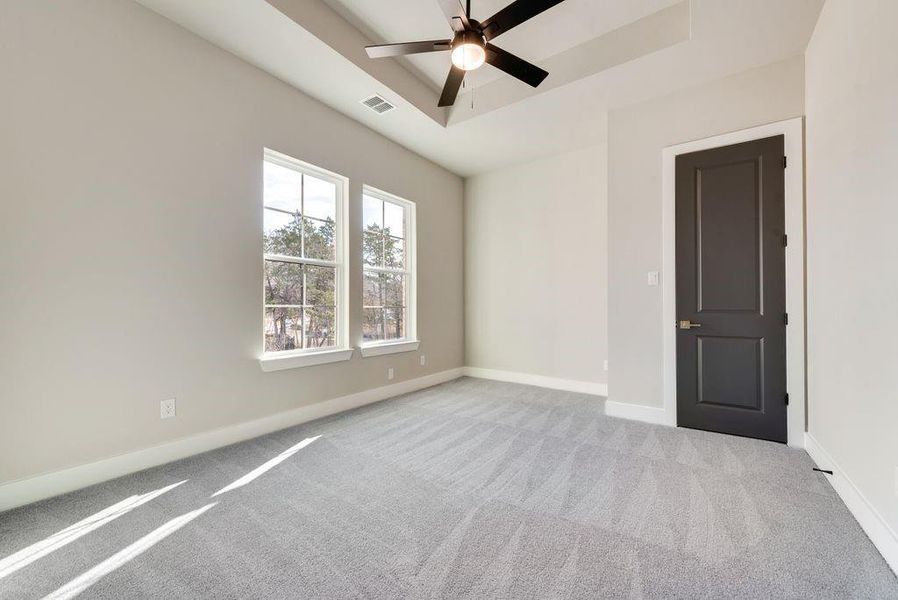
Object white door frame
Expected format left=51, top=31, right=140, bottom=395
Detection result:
left=661, top=117, right=806, bottom=447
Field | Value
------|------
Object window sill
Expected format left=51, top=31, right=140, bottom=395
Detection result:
left=259, top=348, right=354, bottom=372
left=359, top=340, right=420, bottom=358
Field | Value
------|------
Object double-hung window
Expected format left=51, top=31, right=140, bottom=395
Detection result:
left=361, top=186, right=417, bottom=356
left=260, top=149, right=350, bottom=371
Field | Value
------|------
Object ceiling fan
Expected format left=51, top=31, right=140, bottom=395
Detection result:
left=364, top=0, right=567, bottom=107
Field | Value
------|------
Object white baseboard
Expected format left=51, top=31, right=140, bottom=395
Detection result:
left=0, top=368, right=464, bottom=513
left=804, top=433, right=898, bottom=576
left=462, top=367, right=672, bottom=428
left=604, top=400, right=669, bottom=425
left=463, top=367, right=607, bottom=396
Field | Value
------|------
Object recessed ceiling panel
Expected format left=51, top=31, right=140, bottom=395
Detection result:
left=323, top=0, right=683, bottom=90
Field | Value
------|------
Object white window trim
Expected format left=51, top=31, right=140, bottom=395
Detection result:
left=359, top=340, right=420, bottom=358
left=260, top=347, right=354, bottom=372
left=259, top=148, right=352, bottom=371
left=361, top=185, right=418, bottom=354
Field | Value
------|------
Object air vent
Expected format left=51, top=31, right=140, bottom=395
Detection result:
left=361, top=95, right=395, bottom=115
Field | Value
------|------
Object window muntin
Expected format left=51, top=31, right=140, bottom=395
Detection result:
left=263, top=151, right=345, bottom=355
left=362, top=188, right=415, bottom=345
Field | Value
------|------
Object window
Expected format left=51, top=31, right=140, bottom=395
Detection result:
left=361, top=187, right=417, bottom=355
left=261, top=149, right=350, bottom=371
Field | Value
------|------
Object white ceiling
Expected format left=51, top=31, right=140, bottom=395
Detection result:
left=135, top=0, right=824, bottom=177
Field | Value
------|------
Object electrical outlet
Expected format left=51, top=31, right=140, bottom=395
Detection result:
left=647, top=271, right=660, bottom=286
left=160, top=398, right=176, bottom=420
left=420, top=354, right=426, bottom=366
left=603, top=360, right=608, bottom=371
left=387, top=367, right=394, bottom=381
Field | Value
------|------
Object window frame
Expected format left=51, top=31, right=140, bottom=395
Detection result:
left=360, top=185, right=418, bottom=356
left=260, top=148, right=352, bottom=371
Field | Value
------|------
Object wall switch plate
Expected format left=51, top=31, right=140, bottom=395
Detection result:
left=603, top=360, right=609, bottom=371
left=647, top=271, right=660, bottom=286
left=387, top=368, right=394, bottom=381
left=160, top=398, right=176, bottom=419
left=420, top=354, right=426, bottom=366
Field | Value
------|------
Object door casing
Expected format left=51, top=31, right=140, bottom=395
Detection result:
left=661, top=117, right=806, bottom=447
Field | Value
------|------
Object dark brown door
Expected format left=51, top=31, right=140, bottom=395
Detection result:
left=675, top=135, right=787, bottom=443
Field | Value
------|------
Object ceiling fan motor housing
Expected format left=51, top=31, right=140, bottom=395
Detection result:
left=452, top=28, right=486, bottom=50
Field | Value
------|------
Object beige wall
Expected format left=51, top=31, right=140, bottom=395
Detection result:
left=465, top=145, right=608, bottom=386
left=805, top=0, right=898, bottom=535
left=606, top=56, right=805, bottom=408
left=0, top=0, right=463, bottom=484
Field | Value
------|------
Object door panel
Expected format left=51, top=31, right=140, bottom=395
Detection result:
left=697, top=336, right=763, bottom=411
left=697, top=160, right=761, bottom=312
left=676, top=135, right=786, bottom=443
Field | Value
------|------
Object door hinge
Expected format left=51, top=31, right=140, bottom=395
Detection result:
left=783, top=156, right=788, bottom=169
left=784, top=313, right=789, bottom=325
left=784, top=393, right=789, bottom=406
left=783, top=234, right=788, bottom=247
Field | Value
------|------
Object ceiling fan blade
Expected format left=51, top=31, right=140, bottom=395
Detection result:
left=436, top=0, right=469, bottom=32
left=365, top=40, right=451, bottom=59
left=484, top=44, right=548, bottom=87
left=480, top=0, right=567, bottom=41
left=438, top=65, right=466, bottom=107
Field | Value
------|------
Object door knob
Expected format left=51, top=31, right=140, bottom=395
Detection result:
left=678, top=320, right=702, bottom=330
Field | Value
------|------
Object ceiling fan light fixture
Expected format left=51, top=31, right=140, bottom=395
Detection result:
left=450, top=32, right=486, bottom=71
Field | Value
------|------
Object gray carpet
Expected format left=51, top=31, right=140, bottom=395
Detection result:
left=1, top=377, right=895, bottom=599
